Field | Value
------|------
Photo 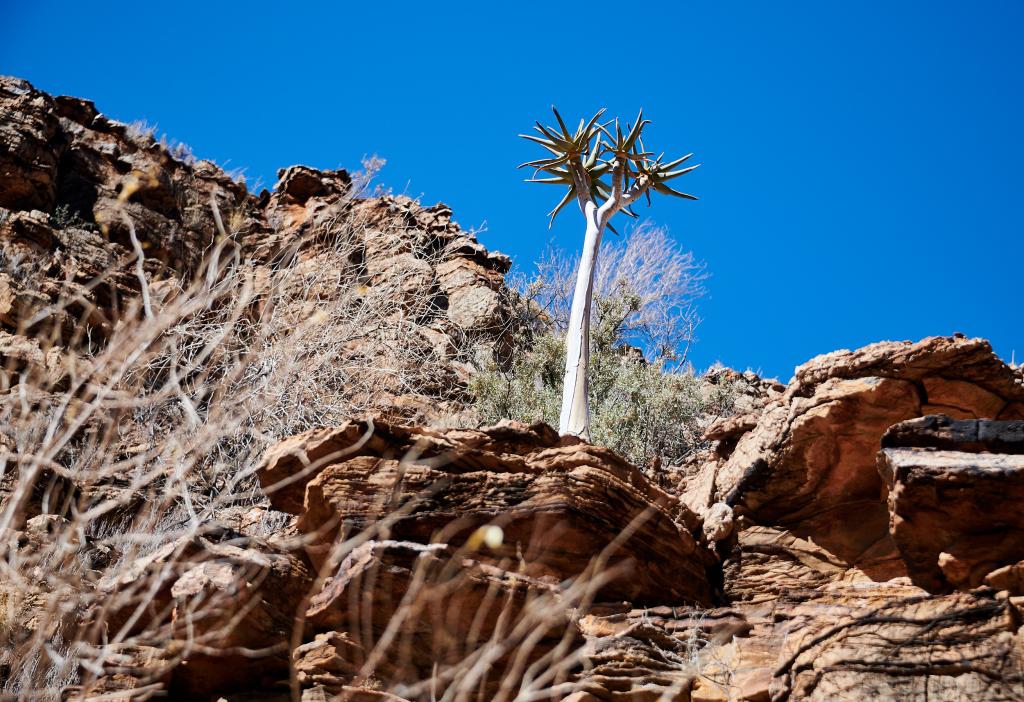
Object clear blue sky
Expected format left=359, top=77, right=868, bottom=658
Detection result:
left=3, top=2, right=1022, bottom=379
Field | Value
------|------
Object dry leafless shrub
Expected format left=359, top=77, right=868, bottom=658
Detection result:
left=0, top=188, right=717, bottom=700
left=526, top=223, right=706, bottom=363
left=470, top=224, right=737, bottom=474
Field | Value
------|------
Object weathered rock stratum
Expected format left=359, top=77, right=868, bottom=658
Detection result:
left=2, top=77, right=1023, bottom=702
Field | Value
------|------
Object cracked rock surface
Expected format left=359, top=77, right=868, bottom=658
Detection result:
left=3, top=77, right=1024, bottom=701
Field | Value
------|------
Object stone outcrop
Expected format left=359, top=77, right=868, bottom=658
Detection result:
left=258, top=419, right=715, bottom=607
left=245, top=385, right=1024, bottom=701
left=879, top=416, right=1024, bottom=592
left=673, top=336, right=1024, bottom=700
left=771, top=584, right=1021, bottom=701
left=686, top=335, right=1024, bottom=580
left=573, top=605, right=755, bottom=700
left=0, top=74, right=513, bottom=415
left=3, top=77, right=1024, bottom=701
left=717, top=523, right=1024, bottom=701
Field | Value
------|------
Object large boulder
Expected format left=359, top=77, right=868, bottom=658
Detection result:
left=879, top=416, right=1024, bottom=592
left=691, top=336, right=1024, bottom=579
left=254, top=418, right=717, bottom=696
left=673, top=337, right=1024, bottom=701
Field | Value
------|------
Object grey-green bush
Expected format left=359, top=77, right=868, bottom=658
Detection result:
left=471, top=225, right=737, bottom=473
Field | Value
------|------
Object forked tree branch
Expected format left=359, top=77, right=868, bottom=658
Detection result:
left=618, top=175, right=652, bottom=210
left=598, top=159, right=650, bottom=229
left=598, top=158, right=625, bottom=218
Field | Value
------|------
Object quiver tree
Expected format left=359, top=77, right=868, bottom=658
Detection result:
left=520, top=107, right=698, bottom=439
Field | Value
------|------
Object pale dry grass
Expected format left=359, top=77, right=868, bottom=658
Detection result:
left=470, top=224, right=735, bottom=473
left=0, top=191, right=713, bottom=700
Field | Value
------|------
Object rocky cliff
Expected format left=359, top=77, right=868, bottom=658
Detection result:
left=2, top=77, right=1023, bottom=702
left=0, top=75, right=514, bottom=420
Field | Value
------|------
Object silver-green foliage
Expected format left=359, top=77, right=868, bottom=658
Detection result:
left=471, top=300, right=735, bottom=470
left=471, top=232, right=736, bottom=470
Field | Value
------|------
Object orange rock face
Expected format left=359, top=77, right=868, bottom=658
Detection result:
left=259, top=419, right=715, bottom=607
left=879, top=417, right=1024, bottom=592
left=4, top=77, right=1024, bottom=701
left=690, top=335, right=1024, bottom=580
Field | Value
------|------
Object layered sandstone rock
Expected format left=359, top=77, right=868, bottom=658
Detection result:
left=572, top=605, right=757, bottom=701
left=258, top=418, right=714, bottom=607
left=672, top=337, right=1024, bottom=701
left=770, top=584, right=1022, bottom=700
left=879, top=416, right=1024, bottom=592
left=716, top=523, right=1024, bottom=701
left=686, top=335, right=1024, bottom=580
left=4, top=77, right=1024, bottom=701
left=252, top=419, right=720, bottom=697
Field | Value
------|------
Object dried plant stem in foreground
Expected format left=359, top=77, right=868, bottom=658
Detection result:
left=0, top=196, right=717, bottom=701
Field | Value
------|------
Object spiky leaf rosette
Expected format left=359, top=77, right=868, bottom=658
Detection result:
left=601, top=111, right=653, bottom=166
left=518, top=106, right=608, bottom=225
left=519, top=106, right=605, bottom=171
left=628, top=132, right=699, bottom=203
left=519, top=106, right=698, bottom=227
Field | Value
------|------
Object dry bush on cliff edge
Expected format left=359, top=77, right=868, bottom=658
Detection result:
left=471, top=225, right=739, bottom=475
left=0, top=197, right=717, bottom=700
left=524, top=223, right=706, bottom=361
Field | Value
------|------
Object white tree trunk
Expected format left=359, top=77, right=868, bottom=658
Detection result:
left=558, top=201, right=604, bottom=439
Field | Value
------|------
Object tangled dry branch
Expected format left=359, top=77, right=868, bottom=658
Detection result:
left=0, top=192, right=717, bottom=701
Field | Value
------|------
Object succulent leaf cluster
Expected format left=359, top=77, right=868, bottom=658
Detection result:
left=519, top=106, right=698, bottom=227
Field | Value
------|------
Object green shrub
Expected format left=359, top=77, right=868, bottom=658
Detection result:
left=470, top=226, right=737, bottom=471
left=48, top=204, right=95, bottom=231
